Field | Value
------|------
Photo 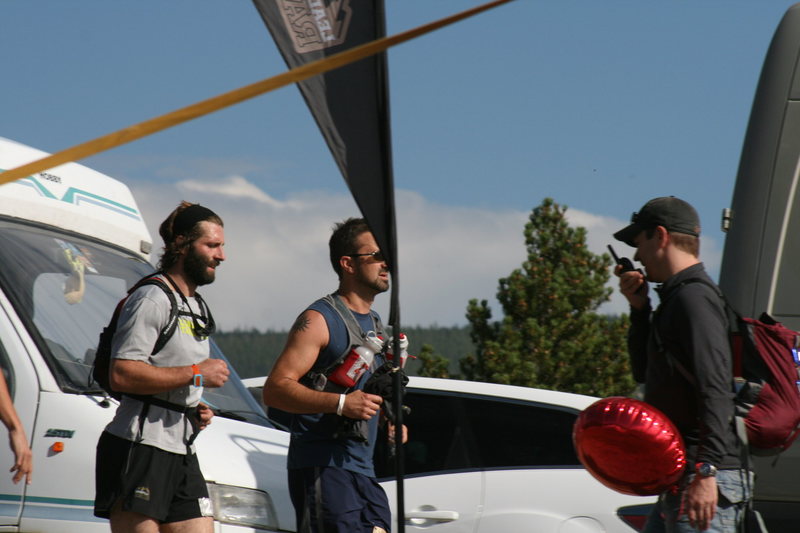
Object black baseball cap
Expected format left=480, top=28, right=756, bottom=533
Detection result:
left=613, top=196, right=701, bottom=247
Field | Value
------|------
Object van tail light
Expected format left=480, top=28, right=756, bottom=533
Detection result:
left=617, top=504, right=654, bottom=532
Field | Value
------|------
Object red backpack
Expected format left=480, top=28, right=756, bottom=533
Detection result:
left=732, top=312, right=800, bottom=455
left=667, top=279, right=800, bottom=455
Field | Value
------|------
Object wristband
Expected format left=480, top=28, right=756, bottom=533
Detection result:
left=191, top=364, right=203, bottom=387
left=336, top=393, right=346, bottom=416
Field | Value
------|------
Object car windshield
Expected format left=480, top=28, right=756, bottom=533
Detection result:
left=0, top=217, right=272, bottom=427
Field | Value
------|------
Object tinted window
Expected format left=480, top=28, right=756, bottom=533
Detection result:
left=464, top=395, right=580, bottom=468
left=375, top=389, right=580, bottom=478
left=404, top=393, right=476, bottom=474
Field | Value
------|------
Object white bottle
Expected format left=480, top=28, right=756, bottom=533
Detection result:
left=386, top=333, right=410, bottom=368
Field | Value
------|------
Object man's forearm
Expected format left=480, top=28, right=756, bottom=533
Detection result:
left=263, top=376, right=339, bottom=415
left=110, top=360, right=195, bottom=395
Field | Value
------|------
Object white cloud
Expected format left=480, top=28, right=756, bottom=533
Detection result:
left=564, top=209, right=631, bottom=316
left=131, top=179, right=721, bottom=331
left=177, top=176, right=299, bottom=208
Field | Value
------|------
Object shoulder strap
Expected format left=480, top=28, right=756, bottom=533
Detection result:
left=303, top=294, right=384, bottom=383
left=325, top=292, right=384, bottom=345
left=130, top=274, right=179, bottom=355
left=317, top=293, right=367, bottom=373
left=672, top=277, right=742, bottom=332
left=654, top=277, right=736, bottom=387
left=654, top=276, right=738, bottom=346
left=96, top=274, right=189, bottom=412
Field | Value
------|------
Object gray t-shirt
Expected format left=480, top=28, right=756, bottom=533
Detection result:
left=104, top=277, right=209, bottom=454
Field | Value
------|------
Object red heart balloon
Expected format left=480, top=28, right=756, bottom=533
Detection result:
left=573, top=397, right=686, bottom=496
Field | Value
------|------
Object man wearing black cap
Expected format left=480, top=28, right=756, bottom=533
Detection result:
left=614, top=197, right=750, bottom=532
left=94, top=202, right=230, bottom=533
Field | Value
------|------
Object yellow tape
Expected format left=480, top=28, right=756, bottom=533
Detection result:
left=0, top=0, right=513, bottom=185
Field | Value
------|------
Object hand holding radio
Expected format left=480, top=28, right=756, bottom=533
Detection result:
left=608, top=245, right=648, bottom=304
left=607, top=244, right=637, bottom=273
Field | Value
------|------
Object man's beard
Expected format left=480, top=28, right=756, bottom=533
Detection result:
left=359, top=269, right=389, bottom=294
left=184, top=246, right=217, bottom=286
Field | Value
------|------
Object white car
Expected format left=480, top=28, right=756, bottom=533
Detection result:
left=246, top=376, right=655, bottom=532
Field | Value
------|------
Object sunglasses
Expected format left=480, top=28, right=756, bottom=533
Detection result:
left=162, top=272, right=216, bottom=338
left=347, top=250, right=385, bottom=262
left=189, top=292, right=216, bottom=338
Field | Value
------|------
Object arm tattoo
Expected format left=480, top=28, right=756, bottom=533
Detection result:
left=291, top=315, right=310, bottom=333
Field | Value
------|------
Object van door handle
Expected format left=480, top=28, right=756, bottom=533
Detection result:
left=405, top=509, right=460, bottom=524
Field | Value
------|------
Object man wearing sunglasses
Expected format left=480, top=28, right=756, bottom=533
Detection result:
left=94, top=202, right=230, bottom=533
left=613, top=197, right=749, bottom=532
left=264, top=217, right=394, bottom=533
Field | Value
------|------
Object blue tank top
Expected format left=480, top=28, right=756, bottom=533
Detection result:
left=286, top=296, right=385, bottom=476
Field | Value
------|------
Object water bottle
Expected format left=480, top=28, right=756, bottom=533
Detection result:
left=386, top=333, right=411, bottom=368
left=328, top=333, right=384, bottom=388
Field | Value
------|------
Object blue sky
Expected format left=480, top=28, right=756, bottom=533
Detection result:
left=1, top=1, right=796, bottom=330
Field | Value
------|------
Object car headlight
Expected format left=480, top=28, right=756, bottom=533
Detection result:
left=206, top=482, right=279, bottom=530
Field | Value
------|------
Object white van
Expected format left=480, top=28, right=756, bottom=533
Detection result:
left=0, top=137, right=294, bottom=532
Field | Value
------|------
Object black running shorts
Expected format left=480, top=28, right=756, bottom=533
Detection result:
left=94, top=431, right=212, bottom=523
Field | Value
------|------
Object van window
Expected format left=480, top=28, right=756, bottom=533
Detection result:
left=0, top=218, right=272, bottom=427
left=375, top=389, right=580, bottom=478
left=0, top=340, right=14, bottom=399
left=0, top=220, right=145, bottom=390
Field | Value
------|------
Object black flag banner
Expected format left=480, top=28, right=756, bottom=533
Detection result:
left=251, top=0, right=397, bottom=273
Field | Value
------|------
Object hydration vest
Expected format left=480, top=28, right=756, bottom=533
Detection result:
left=302, top=293, right=386, bottom=392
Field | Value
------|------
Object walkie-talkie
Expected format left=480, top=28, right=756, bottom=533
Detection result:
left=607, top=244, right=635, bottom=273
left=608, top=244, right=647, bottom=296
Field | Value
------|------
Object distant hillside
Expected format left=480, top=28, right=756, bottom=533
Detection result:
left=214, top=329, right=288, bottom=379
left=215, top=325, right=473, bottom=378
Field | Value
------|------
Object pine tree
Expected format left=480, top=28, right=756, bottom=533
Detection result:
left=460, top=198, right=635, bottom=397
left=416, top=344, right=459, bottom=379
